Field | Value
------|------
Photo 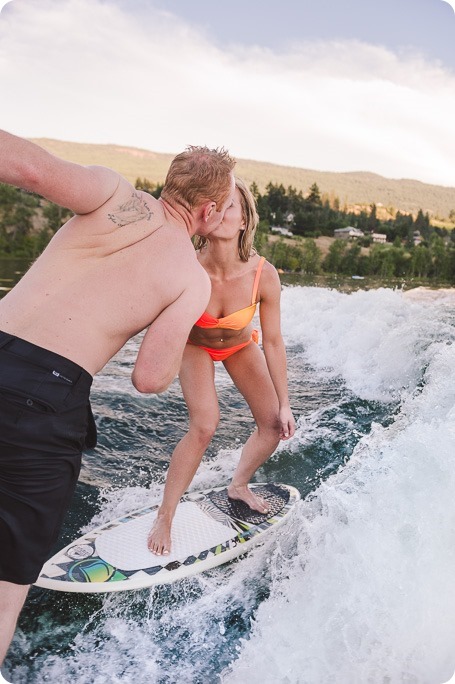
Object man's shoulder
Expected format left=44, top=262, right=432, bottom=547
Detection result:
left=168, top=243, right=210, bottom=292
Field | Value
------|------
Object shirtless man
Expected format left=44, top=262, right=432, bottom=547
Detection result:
left=0, top=130, right=236, bottom=665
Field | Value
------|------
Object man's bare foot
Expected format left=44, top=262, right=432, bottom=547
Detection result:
left=227, top=484, right=270, bottom=514
left=147, top=514, right=172, bottom=556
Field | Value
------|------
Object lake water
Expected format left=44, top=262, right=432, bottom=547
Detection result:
left=2, top=261, right=455, bottom=683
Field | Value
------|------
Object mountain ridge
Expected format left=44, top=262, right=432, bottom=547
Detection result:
left=29, top=138, right=455, bottom=219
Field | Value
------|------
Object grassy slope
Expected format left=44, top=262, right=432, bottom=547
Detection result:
left=30, top=138, right=455, bottom=219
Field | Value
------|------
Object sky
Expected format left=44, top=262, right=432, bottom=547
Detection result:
left=0, top=0, right=454, bottom=187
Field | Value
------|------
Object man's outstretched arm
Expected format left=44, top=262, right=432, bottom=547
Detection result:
left=0, top=129, right=120, bottom=215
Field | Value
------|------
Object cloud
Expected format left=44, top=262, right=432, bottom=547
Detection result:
left=441, top=0, right=455, bottom=13
left=0, top=0, right=454, bottom=186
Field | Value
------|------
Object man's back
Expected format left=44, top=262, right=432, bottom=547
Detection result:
left=0, top=176, right=205, bottom=376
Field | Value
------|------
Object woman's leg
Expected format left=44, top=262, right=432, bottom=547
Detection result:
left=223, top=341, right=281, bottom=513
left=148, top=345, right=219, bottom=555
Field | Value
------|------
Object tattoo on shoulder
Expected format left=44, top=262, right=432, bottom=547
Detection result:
left=108, top=193, right=153, bottom=227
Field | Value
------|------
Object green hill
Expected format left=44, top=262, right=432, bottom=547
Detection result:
left=30, top=138, right=455, bottom=219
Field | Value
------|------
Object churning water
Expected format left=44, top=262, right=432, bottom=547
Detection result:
left=4, top=285, right=455, bottom=684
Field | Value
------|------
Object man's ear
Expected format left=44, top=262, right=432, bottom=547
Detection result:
left=202, top=201, right=217, bottom=222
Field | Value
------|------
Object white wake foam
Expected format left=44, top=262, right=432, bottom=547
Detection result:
left=224, top=287, right=455, bottom=683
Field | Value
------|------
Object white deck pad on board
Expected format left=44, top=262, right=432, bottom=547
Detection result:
left=96, top=502, right=236, bottom=571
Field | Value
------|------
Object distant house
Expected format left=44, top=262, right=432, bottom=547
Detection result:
left=271, top=226, right=294, bottom=237
left=371, top=233, right=387, bottom=244
left=334, top=226, right=364, bottom=240
left=413, top=231, right=423, bottom=246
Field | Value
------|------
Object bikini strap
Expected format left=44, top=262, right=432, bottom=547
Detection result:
left=251, top=256, right=266, bottom=304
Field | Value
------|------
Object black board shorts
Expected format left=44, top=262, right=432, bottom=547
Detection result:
left=0, top=331, right=97, bottom=585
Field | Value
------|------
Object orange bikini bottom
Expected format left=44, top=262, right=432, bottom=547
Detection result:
left=187, top=329, right=259, bottom=362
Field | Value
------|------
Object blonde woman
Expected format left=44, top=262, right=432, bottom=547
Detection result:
left=149, top=177, right=295, bottom=555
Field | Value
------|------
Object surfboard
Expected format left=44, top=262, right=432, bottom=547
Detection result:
left=35, top=483, right=300, bottom=593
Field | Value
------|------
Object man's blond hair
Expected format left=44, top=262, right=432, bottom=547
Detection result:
left=161, top=145, right=236, bottom=211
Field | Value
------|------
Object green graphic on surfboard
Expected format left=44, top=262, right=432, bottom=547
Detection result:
left=68, top=559, right=128, bottom=583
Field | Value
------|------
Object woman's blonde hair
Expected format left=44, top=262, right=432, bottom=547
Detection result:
left=194, top=176, right=259, bottom=262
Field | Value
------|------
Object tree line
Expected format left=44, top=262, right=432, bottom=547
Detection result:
left=252, top=180, right=448, bottom=244
left=0, top=184, right=71, bottom=258
left=260, top=233, right=455, bottom=282
left=251, top=181, right=455, bottom=282
left=1, top=178, right=455, bottom=283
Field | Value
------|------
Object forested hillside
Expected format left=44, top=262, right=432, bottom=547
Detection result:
left=2, top=175, right=454, bottom=283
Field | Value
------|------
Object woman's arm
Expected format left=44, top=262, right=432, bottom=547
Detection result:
left=258, top=263, right=295, bottom=439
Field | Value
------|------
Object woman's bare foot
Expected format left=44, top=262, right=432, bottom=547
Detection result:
left=227, top=484, right=270, bottom=514
left=147, top=514, right=172, bottom=556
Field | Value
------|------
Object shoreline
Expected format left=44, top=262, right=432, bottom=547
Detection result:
left=279, top=272, right=455, bottom=294
left=1, top=258, right=454, bottom=299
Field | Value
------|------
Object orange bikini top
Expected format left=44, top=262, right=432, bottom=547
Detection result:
left=195, top=257, right=266, bottom=331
